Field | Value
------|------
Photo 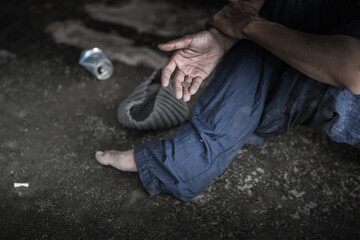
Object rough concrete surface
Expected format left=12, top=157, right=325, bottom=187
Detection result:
left=1, top=0, right=360, bottom=239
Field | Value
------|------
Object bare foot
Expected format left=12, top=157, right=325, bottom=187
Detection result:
left=95, top=149, right=138, bottom=172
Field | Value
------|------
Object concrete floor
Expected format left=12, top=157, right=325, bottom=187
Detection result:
left=1, top=0, right=360, bottom=239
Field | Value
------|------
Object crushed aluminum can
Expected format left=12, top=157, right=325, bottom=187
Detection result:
left=79, top=47, right=113, bottom=80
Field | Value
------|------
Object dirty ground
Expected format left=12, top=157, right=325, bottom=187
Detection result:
left=1, top=0, right=360, bottom=239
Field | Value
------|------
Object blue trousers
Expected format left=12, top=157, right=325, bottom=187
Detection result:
left=134, top=0, right=360, bottom=201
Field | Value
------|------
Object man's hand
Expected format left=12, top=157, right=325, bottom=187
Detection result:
left=158, top=29, right=236, bottom=102
left=206, top=1, right=262, bottom=39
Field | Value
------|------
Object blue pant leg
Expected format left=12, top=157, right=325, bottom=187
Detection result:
left=255, top=3, right=360, bottom=147
left=255, top=67, right=360, bottom=149
left=134, top=41, right=282, bottom=201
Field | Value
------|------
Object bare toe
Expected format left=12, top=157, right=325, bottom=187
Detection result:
left=95, top=151, right=110, bottom=165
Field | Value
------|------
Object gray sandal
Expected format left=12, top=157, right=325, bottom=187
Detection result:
left=117, top=69, right=189, bottom=130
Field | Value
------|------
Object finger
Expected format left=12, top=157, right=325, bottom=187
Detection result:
left=158, top=36, right=190, bottom=51
left=182, top=76, right=192, bottom=102
left=189, top=77, right=203, bottom=95
left=173, top=69, right=185, bottom=99
left=161, top=59, right=176, bottom=87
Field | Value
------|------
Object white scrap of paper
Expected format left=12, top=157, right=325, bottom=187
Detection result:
left=14, top=183, right=29, bottom=188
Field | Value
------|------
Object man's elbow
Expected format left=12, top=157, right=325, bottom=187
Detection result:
left=333, top=63, right=360, bottom=95
left=347, top=83, right=360, bottom=95
left=340, top=37, right=360, bottom=95
left=343, top=71, right=360, bottom=95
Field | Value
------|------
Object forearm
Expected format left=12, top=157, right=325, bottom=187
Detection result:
left=244, top=19, right=360, bottom=94
left=208, top=27, right=238, bottom=53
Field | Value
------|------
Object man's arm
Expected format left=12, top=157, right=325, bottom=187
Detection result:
left=209, top=2, right=360, bottom=94
left=245, top=19, right=360, bottom=94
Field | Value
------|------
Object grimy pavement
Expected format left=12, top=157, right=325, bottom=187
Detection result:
left=1, top=0, right=360, bottom=239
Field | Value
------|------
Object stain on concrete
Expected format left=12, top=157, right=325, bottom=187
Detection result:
left=0, top=49, right=16, bottom=64
left=85, top=0, right=211, bottom=37
left=46, top=20, right=167, bottom=68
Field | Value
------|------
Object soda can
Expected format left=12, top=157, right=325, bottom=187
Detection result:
left=79, top=47, right=113, bottom=80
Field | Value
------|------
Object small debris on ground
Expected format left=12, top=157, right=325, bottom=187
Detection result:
left=14, top=183, right=29, bottom=188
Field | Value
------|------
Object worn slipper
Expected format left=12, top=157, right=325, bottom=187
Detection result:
left=117, top=69, right=189, bottom=130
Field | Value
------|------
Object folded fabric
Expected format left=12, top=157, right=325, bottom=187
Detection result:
left=117, top=69, right=189, bottom=130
